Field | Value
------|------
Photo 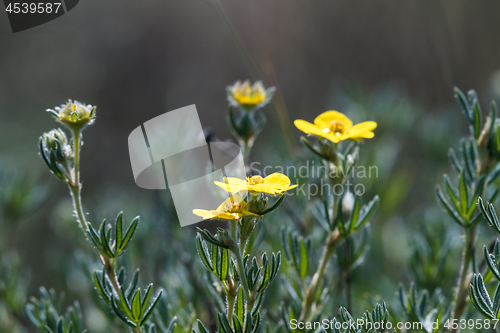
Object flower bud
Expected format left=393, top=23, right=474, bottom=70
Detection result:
left=39, top=129, right=73, bottom=183
left=217, top=228, right=238, bottom=251
left=342, top=190, right=355, bottom=216
left=47, top=100, right=96, bottom=131
left=246, top=196, right=269, bottom=214
left=238, top=217, right=257, bottom=240
left=226, top=80, right=275, bottom=112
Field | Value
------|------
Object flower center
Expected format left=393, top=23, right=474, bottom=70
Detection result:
left=226, top=202, right=243, bottom=213
left=248, top=175, right=265, bottom=185
left=323, top=120, right=346, bottom=135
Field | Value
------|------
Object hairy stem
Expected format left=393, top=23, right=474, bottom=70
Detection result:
left=233, top=246, right=250, bottom=302
left=70, top=131, right=88, bottom=234
left=69, top=130, right=139, bottom=333
left=450, top=226, right=476, bottom=333
left=227, top=292, right=235, bottom=324
left=344, top=239, right=352, bottom=313
left=299, top=228, right=342, bottom=321
left=241, top=139, right=252, bottom=173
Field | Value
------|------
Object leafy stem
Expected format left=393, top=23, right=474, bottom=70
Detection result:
left=232, top=244, right=251, bottom=304
left=68, top=129, right=141, bottom=333
left=451, top=226, right=476, bottom=333
left=299, top=228, right=342, bottom=321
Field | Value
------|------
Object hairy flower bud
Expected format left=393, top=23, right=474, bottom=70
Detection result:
left=39, top=129, right=73, bottom=183
left=217, top=228, right=238, bottom=250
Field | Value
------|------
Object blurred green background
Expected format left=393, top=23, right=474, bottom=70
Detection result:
left=2, top=0, right=500, bottom=332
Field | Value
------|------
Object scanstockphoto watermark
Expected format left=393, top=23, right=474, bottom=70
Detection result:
left=249, top=161, right=378, bottom=198
left=290, top=318, right=424, bottom=331
left=290, top=318, right=500, bottom=331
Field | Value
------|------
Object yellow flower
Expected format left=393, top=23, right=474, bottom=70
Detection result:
left=294, top=111, right=377, bottom=143
left=193, top=195, right=259, bottom=220
left=214, top=173, right=297, bottom=196
left=227, top=80, right=275, bottom=110
left=47, top=100, right=96, bottom=130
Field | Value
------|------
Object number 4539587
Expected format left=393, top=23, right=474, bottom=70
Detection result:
left=444, top=318, right=499, bottom=330
left=6, top=3, right=62, bottom=14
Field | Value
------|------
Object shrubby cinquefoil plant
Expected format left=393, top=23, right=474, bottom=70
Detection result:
left=8, top=82, right=500, bottom=333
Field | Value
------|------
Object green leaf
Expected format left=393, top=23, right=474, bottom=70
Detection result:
left=119, top=288, right=133, bottom=319
left=218, top=313, right=233, bottom=333
left=467, top=176, right=485, bottom=218
left=233, top=314, right=244, bottom=333
left=251, top=293, right=263, bottom=317
left=236, top=286, right=245, bottom=324
left=251, top=312, right=261, bottom=333
left=126, top=269, right=140, bottom=299
left=348, top=195, right=361, bottom=233
left=93, top=271, right=110, bottom=301
left=259, top=194, right=285, bottom=215
left=115, top=212, right=123, bottom=251
left=299, top=238, right=308, bottom=279
left=258, top=254, right=270, bottom=292
left=56, top=318, right=64, bottom=333
left=454, top=87, right=472, bottom=122
left=111, top=297, right=137, bottom=327
left=87, top=223, right=102, bottom=253
left=487, top=162, right=500, bottom=185
left=139, top=290, right=163, bottom=326
left=120, top=216, right=139, bottom=252
left=443, top=174, right=460, bottom=209
left=117, top=267, right=126, bottom=286
left=484, top=246, right=500, bottom=281
left=132, top=289, right=141, bottom=321
left=354, top=195, right=380, bottom=231
left=38, top=138, right=51, bottom=169
left=469, top=274, right=494, bottom=319
left=197, top=320, right=209, bottom=333
left=493, top=282, right=500, bottom=319
left=196, top=234, right=213, bottom=272
left=300, top=136, right=328, bottom=159
left=197, top=228, right=228, bottom=249
left=141, top=284, right=153, bottom=318
left=458, top=171, right=468, bottom=215
left=472, top=98, right=482, bottom=139
left=165, top=317, right=177, bottom=333
left=220, top=248, right=229, bottom=281
left=478, top=197, right=500, bottom=233
left=99, top=219, right=115, bottom=258
left=243, top=311, right=252, bottom=333
left=497, top=123, right=500, bottom=152
left=436, top=186, right=464, bottom=226
left=448, top=148, right=462, bottom=173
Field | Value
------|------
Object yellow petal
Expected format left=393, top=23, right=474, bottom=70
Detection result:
left=314, top=111, right=353, bottom=129
left=347, top=121, right=377, bottom=134
left=193, top=209, right=211, bottom=219
left=346, top=121, right=377, bottom=139
left=294, top=119, right=327, bottom=137
left=215, top=212, right=240, bottom=220
left=264, top=173, right=291, bottom=188
left=214, top=177, right=248, bottom=193
left=320, top=132, right=343, bottom=143
left=249, top=184, right=281, bottom=195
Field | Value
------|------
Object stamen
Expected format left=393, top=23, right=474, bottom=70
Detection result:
left=328, top=120, right=345, bottom=134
